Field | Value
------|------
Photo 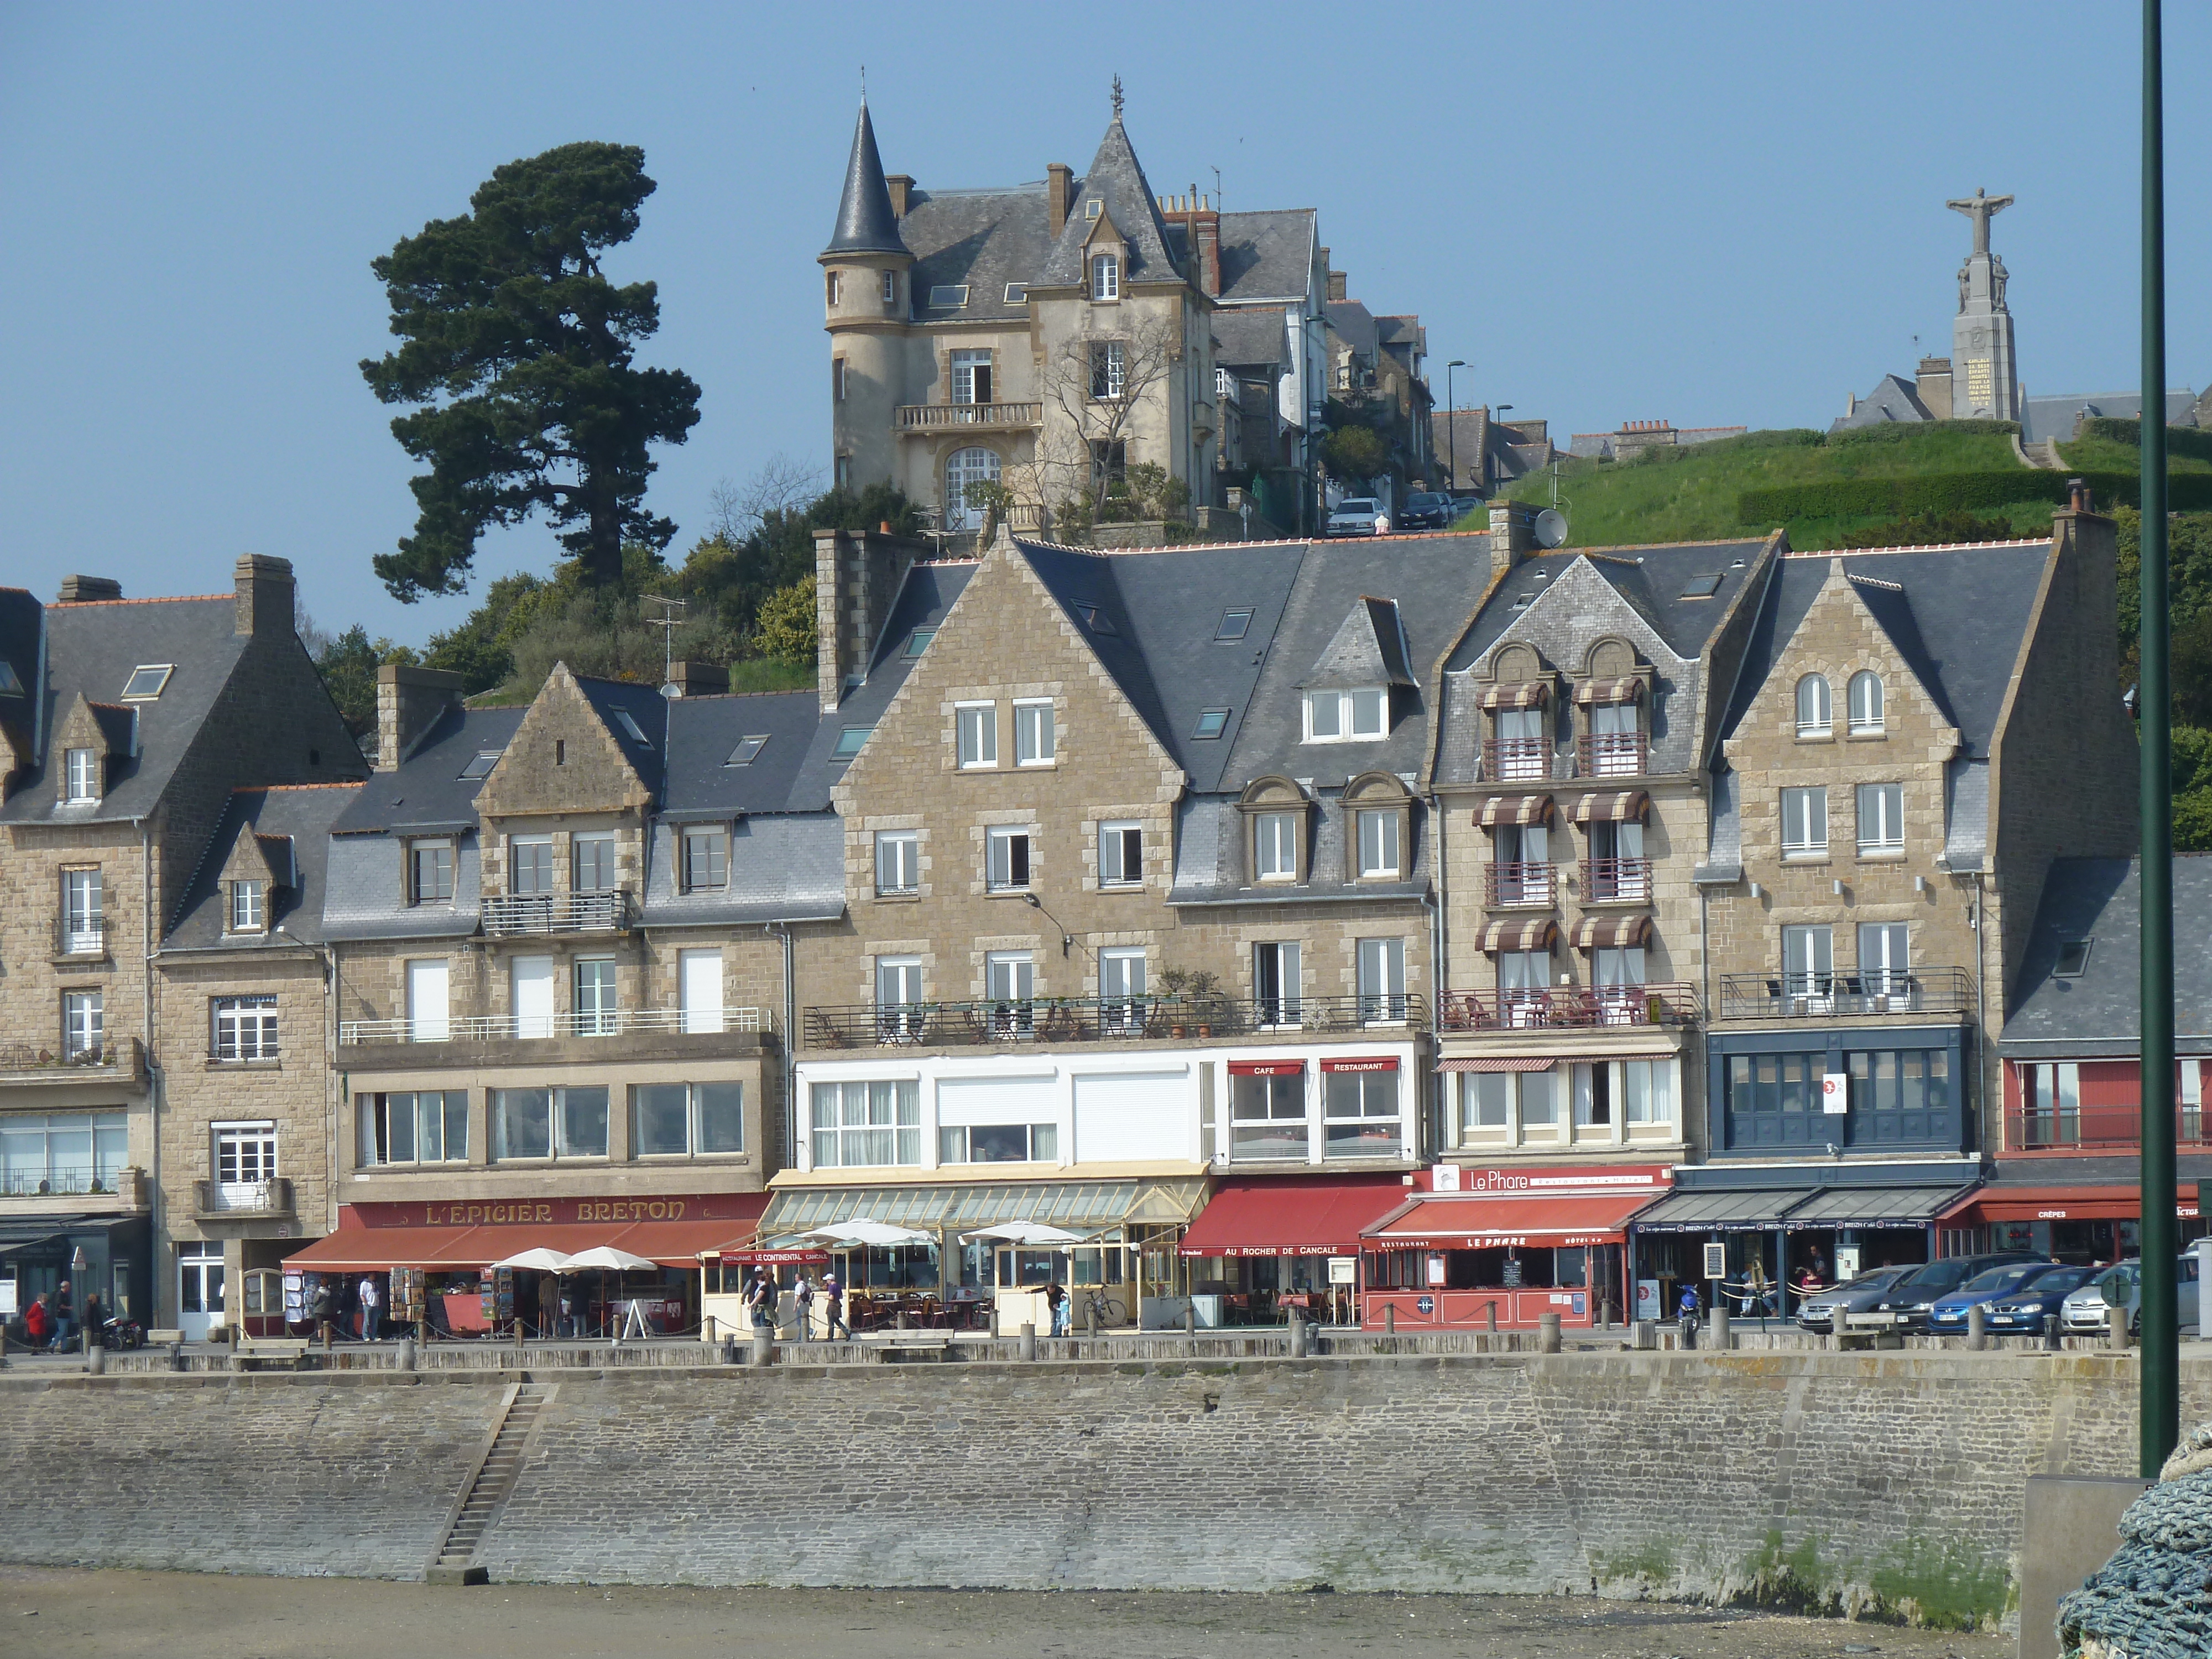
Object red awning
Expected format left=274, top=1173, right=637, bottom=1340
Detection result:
left=1178, top=1177, right=1411, bottom=1258
left=1362, top=1190, right=1660, bottom=1250
left=1939, top=1185, right=2199, bottom=1224
left=1321, top=1057, right=1399, bottom=1073
left=1229, top=1060, right=1305, bottom=1077
left=285, top=1212, right=766, bottom=1272
left=1436, top=1056, right=1556, bottom=1073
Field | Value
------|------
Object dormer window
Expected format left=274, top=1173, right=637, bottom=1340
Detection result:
left=1091, top=253, right=1120, bottom=301
left=229, top=880, right=267, bottom=933
left=121, top=664, right=173, bottom=701
left=1304, top=688, right=1387, bottom=743
left=64, top=747, right=98, bottom=803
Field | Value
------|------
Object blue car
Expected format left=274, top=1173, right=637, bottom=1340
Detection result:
left=1926, top=1261, right=2074, bottom=1334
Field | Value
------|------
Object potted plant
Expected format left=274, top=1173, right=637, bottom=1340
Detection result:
left=1158, top=968, right=1192, bottom=1037
left=1185, top=970, right=1227, bottom=1039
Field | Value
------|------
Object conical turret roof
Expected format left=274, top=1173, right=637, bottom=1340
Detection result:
left=1037, top=107, right=1183, bottom=289
left=823, top=100, right=906, bottom=258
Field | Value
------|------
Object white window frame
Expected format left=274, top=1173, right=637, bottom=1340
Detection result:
left=62, top=989, right=103, bottom=1058
left=1092, top=340, right=1125, bottom=400
left=1013, top=700, right=1055, bottom=766
left=810, top=1078, right=922, bottom=1168
left=1303, top=687, right=1387, bottom=742
left=410, top=840, right=455, bottom=903
left=881, top=270, right=896, bottom=305
left=1848, top=671, right=1885, bottom=734
left=573, top=957, right=618, bottom=1036
left=64, top=747, right=98, bottom=803
left=572, top=832, right=618, bottom=892
left=986, top=950, right=1035, bottom=1004
left=1099, top=821, right=1143, bottom=888
left=228, top=879, right=266, bottom=933
left=1253, top=941, right=1302, bottom=1025
left=1100, top=946, right=1147, bottom=1004
left=1357, top=937, right=1408, bottom=1024
left=681, top=826, right=728, bottom=893
left=213, top=1120, right=278, bottom=1185
left=1783, top=925, right=1835, bottom=997
left=1780, top=786, right=1828, bottom=858
left=986, top=826, right=1033, bottom=891
left=62, top=868, right=102, bottom=954
left=212, top=994, right=279, bottom=1062
left=358, top=1091, right=470, bottom=1168
left=1091, top=251, right=1119, bottom=300
left=957, top=702, right=999, bottom=769
left=1357, top=808, right=1402, bottom=878
left=1859, top=921, right=1911, bottom=994
left=951, top=347, right=993, bottom=406
left=826, top=270, right=842, bottom=306
left=1254, top=811, right=1298, bottom=881
left=874, top=830, right=919, bottom=896
left=1794, top=674, right=1832, bottom=737
left=491, top=1086, right=610, bottom=1162
left=632, top=1081, right=745, bottom=1159
left=1856, top=782, right=1905, bottom=855
left=508, top=834, right=555, bottom=895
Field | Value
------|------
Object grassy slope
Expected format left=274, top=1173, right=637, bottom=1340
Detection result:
left=1497, top=425, right=2056, bottom=550
left=2055, top=430, right=2212, bottom=476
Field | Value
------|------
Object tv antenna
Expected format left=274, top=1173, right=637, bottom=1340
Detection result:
left=646, top=595, right=687, bottom=698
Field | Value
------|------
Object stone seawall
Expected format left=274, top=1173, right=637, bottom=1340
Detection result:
left=2, top=1352, right=2204, bottom=1626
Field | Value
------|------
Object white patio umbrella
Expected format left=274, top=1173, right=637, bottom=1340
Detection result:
left=803, top=1219, right=935, bottom=1248
left=962, top=1221, right=1086, bottom=1246
left=492, top=1246, right=576, bottom=1272
left=565, top=1245, right=662, bottom=1340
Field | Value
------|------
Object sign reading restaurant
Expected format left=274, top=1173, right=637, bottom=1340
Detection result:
left=345, top=1194, right=764, bottom=1228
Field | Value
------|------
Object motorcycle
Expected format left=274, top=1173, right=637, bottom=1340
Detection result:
left=98, top=1314, right=146, bottom=1350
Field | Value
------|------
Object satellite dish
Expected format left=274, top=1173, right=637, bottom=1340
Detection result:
left=1534, top=509, right=1569, bottom=549
left=660, top=682, right=682, bottom=699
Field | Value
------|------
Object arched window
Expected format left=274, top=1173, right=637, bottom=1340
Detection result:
left=1794, top=674, right=1832, bottom=737
left=1091, top=252, right=1119, bottom=301
left=1848, top=671, right=1885, bottom=734
left=945, top=447, right=1001, bottom=533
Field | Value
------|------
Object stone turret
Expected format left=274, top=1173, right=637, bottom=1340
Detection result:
left=821, top=99, right=914, bottom=494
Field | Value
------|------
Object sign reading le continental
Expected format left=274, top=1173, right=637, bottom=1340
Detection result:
left=347, top=1194, right=761, bottom=1228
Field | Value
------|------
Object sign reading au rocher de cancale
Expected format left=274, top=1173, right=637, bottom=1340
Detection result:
left=348, top=1194, right=764, bottom=1228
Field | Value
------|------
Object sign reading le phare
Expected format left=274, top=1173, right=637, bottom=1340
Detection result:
left=349, top=1194, right=760, bottom=1228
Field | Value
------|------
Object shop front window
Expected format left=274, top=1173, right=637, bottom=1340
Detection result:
left=1322, top=1062, right=1401, bottom=1157
left=1230, top=1066, right=1308, bottom=1160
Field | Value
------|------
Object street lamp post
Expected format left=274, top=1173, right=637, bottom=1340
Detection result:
left=1446, top=361, right=1465, bottom=492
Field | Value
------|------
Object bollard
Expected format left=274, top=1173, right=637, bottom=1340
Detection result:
left=703, top=1314, right=717, bottom=1345
left=1484, top=1301, right=1498, bottom=1333
left=1087, top=1300, right=1099, bottom=1339
left=1385, top=1302, right=1396, bottom=1335
left=722, top=1334, right=738, bottom=1366
left=896, top=1307, right=909, bottom=1332
left=2045, top=1311, right=2063, bottom=1352
left=86, top=1341, right=106, bottom=1376
left=1183, top=1303, right=1195, bottom=1336
left=0, top=1324, right=8, bottom=1367
left=1711, top=1305, right=1731, bottom=1350
left=1538, top=1312, right=1562, bottom=1353
left=168, top=1339, right=184, bottom=1372
left=752, top=1329, right=773, bottom=1368
left=1833, top=1303, right=1849, bottom=1338
left=2109, top=1306, right=2130, bottom=1350
left=1287, top=1311, right=1307, bottom=1359
left=396, top=1335, right=417, bottom=1373
left=1630, top=1318, right=1656, bottom=1351
left=1966, top=1303, right=1987, bottom=1351
left=1019, top=1321, right=1037, bottom=1363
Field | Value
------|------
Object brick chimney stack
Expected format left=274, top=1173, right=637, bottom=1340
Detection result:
left=1327, top=265, right=1347, bottom=304
left=884, top=174, right=913, bottom=216
left=56, top=576, right=122, bottom=603
left=375, top=664, right=466, bottom=771
left=1047, top=164, right=1073, bottom=238
left=1487, top=500, right=1542, bottom=586
left=233, top=554, right=295, bottom=639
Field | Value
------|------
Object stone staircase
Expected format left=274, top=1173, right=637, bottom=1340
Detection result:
left=426, top=1380, right=548, bottom=1584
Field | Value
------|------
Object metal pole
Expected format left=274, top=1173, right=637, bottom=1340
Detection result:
left=2140, top=0, right=2177, bottom=1480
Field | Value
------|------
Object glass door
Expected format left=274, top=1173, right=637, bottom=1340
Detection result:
left=177, top=1242, right=225, bottom=1340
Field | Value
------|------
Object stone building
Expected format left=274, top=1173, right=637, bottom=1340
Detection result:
left=0, top=558, right=364, bottom=1332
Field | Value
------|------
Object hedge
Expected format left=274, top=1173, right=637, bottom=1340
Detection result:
left=1739, top=471, right=2212, bottom=524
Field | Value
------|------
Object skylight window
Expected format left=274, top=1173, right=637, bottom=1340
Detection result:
left=928, top=284, right=970, bottom=308
left=121, top=664, right=173, bottom=701
left=1679, top=573, right=1725, bottom=599
left=614, top=710, right=653, bottom=747
left=459, top=751, right=502, bottom=780
left=1085, top=199, right=1102, bottom=219
left=2053, top=940, right=2093, bottom=977
left=727, top=735, right=769, bottom=766
left=0, top=661, right=21, bottom=695
left=1215, top=608, right=1254, bottom=641
left=1004, top=283, right=1029, bottom=305
left=904, top=628, right=936, bottom=658
left=1079, top=605, right=1118, bottom=636
left=832, top=726, right=872, bottom=759
left=1192, top=708, right=1230, bottom=739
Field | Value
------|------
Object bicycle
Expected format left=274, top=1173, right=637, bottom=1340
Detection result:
left=1081, top=1289, right=1126, bottom=1329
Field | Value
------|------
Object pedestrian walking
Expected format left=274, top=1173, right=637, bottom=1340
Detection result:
left=49, top=1279, right=74, bottom=1352
left=23, top=1292, right=51, bottom=1350
left=745, top=1268, right=774, bottom=1333
left=537, top=1272, right=560, bottom=1341
left=794, top=1273, right=816, bottom=1340
left=309, top=1279, right=335, bottom=1345
left=1677, top=1284, right=1700, bottom=1352
left=822, top=1271, right=848, bottom=1340
left=82, top=1290, right=105, bottom=1348
left=356, top=1274, right=382, bottom=1342
left=1045, top=1279, right=1069, bottom=1338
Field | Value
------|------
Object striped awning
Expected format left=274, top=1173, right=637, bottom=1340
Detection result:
left=1574, top=914, right=1653, bottom=950
left=1569, top=790, right=1650, bottom=823
left=1481, top=919, right=1558, bottom=954
left=1436, top=1056, right=1557, bottom=1073
left=1478, top=794, right=1553, bottom=827
left=1480, top=680, right=1550, bottom=710
left=1574, top=676, right=1645, bottom=706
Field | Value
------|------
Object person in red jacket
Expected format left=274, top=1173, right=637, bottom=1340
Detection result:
left=22, top=1292, right=52, bottom=1348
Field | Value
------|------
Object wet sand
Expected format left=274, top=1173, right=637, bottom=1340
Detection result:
left=0, top=1565, right=2011, bottom=1658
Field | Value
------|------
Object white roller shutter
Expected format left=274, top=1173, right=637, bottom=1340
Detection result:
left=1073, top=1071, right=1190, bottom=1164
left=937, top=1075, right=1058, bottom=1126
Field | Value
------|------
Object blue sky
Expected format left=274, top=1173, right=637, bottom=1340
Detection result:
left=3, top=3, right=2205, bottom=648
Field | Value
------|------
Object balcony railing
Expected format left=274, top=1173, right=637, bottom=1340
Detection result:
left=807, top=993, right=1428, bottom=1049
left=340, top=1006, right=766, bottom=1046
left=1584, top=857, right=1653, bottom=904
left=1485, top=861, right=1557, bottom=909
left=194, top=1177, right=294, bottom=1218
left=56, top=923, right=106, bottom=957
left=1439, top=983, right=1700, bottom=1032
left=1578, top=733, right=1648, bottom=778
left=1480, top=739, right=1554, bottom=782
left=481, top=891, right=630, bottom=936
left=1716, top=967, right=1973, bottom=1021
left=1, top=1166, right=128, bottom=1198
left=2006, top=1107, right=2212, bottom=1152
left=0, top=1039, right=138, bottom=1073
left=896, top=401, right=1044, bottom=432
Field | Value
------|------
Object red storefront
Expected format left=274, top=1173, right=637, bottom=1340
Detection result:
left=1176, top=1175, right=1411, bottom=1325
left=1358, top=1165, right=1671, bottom=1329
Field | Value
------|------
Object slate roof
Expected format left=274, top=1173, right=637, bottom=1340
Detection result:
left=1212, top=305, right=1288, bottom=369
left=900, top=185, right=1054, bottom=326
left=824, top=101, right=906, bottom=258
left=640, top=813, right=845, bottom=928
left=331, top=706, right=527, bottom=835
left=1215, top=209, right=1316, bottom=304
left=2020, top=388, right=2199, bottom=445
left=1831, top=374, right=1932, bottom=430
left=1999, top=857, right=2212, bottom=1057
left=1038, top=119, right=1183, bottom=290
left=1446, top=540, right=1767, bottom=673
left=0, top=587, right=38, bottom=753
left=571, top=674, right=672, bottom=800
left=0, top=593, right=249, bottom=826
left=1324, top=299, right=1379, bottom=363
left=661, top=690, right=828, bottom=819
left=165, top=784, right=363, bottom=950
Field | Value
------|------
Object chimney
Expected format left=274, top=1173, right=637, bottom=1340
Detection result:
left=1327, top=268, right=1347, bottom=304
left=1194, top=210, right=1220, bottom=298
left=56, top=575, right=122, bottom=603
left=374, top=663, right=466, bottom=772
left=1916, top=356, right=1953, bottom=421
left=884, top=174, right=914, bottom=217
left=233, top=554, right=295, bottom=638
left=1487, top=500, right=1542, bottom=585
left=667, top=659, right=729, bottom=697
left=2066, top=477, right=2092, bottom=515
left=1047, top=164, right=1073, bottom=238
left=815, top=525, right=923, bottom=713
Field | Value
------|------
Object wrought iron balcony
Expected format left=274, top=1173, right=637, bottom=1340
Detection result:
left=1480, top=738, right=1556, bottom=783
left=2006, top=1107, right=2212, bottom=1153
left=1715, top=967, right=1973, bottom=1022
left=1578, top=732, right=1647, bottom=778
left=806, top=993, right=1428, bottom=1050
left=0, top=1038, right=142, bottom=1076
left=194, top=1177, right=295, bottom=1219
left=1583, top=857, right=1653, bottom=904
left=340, top=1006, right=766, bottom=1046
left=1439, top=983, right=1699, bottom=1032
left=480, top=890, right=630, bottom=937
left=896, top=401, right=1044, bottom=432
left=1484, top=861, right=1558, bottom=909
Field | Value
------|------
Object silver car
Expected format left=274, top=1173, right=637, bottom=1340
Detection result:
left=1796, top=1265, right=1914, bottom=1331
left=1325, top=497, right=1383, bottom=538
left=2060, top=1256, right=2203, bottom=1337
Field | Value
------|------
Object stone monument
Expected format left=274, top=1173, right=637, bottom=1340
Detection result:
left=1946, top=187, right=2018, bottom=421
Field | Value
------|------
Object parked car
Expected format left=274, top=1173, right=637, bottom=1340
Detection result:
left=1794, top=1264, right=1916, bottom=1331
left=1871, top=1251, right=2047, bottom=1332
left=1399, top=492, right=1451, bottom=531
left=2061, top=1255, right=2204, bottom=1337
left=1447, top=495, right=1486, bottom=525
left=1325, top=497, right=1384, bottom=537
left=1975, top=1264, right=2101, bottom=1335
left=1926, top=1261, right=2078, bottom=1334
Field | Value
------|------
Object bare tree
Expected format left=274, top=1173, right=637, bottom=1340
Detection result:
left=705, top=453, right=826, bottom=542
left=1034, top=310, right=1186, bottom=517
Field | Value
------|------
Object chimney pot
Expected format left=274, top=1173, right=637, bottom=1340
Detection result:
left=56, top=575, right=123, bottom=603
left=2067, top=477, right=2091, bottom=514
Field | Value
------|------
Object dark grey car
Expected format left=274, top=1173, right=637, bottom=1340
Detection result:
left=1794, top=1264, right=1914, bottom=1331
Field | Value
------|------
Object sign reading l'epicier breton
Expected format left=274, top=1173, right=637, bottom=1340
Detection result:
left=346, top=1194, right=765, bottom=1227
